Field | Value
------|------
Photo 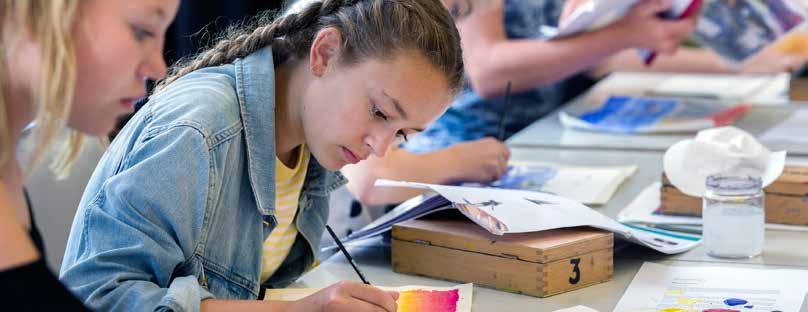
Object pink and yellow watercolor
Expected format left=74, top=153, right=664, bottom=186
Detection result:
left=262, top=283, right=473, bottom=312
left=396, top=289, right=459, bottom=311
left=386, top=283, right=473, bottom=312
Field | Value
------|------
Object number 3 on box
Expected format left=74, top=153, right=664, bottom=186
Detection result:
left=569, top=258, right=581, bottom=284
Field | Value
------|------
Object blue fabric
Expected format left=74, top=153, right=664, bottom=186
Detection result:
left=404, top=0, right=582, bottom=153
left=60, top=46, right=347, bottom=311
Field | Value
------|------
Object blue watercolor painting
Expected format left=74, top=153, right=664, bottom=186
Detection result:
left=489, top=165, right=559, bottom=191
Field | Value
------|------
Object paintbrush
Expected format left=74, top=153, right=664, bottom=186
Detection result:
left=325, top=225, right=371, bottom=285
left=498, top=81, right=512, bottom=141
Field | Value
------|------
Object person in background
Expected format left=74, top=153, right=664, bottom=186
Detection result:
left=342, top=0, right=702, bottom=206
left=0, top=0, right=178, bottom=309
left=343, top=0, right=808, bottom=209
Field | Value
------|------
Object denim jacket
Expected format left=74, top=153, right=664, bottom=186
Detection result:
left=59, top=46, right=347, bottom=312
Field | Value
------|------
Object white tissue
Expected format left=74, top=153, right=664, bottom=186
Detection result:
left=663, top=126, right=786, bottom=197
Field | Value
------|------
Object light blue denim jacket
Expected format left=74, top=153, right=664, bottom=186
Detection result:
left=59, top=46, right=347, bottom=312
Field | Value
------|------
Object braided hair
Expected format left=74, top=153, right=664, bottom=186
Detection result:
left=156, top=0, right=464, bottom=94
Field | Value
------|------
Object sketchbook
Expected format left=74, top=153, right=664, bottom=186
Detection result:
left=559, top=95, right=750, bottom=134
left=551, top=0, right=700, bottom=62
left=695, top=0, right=808, bottom=63
left=648, top=73, right=791, bottom=103
left=323, top=180, right=701, bottom=255
left=553, top=0, right=808, bottom=63
left=465, top=161, right=637, bottom=205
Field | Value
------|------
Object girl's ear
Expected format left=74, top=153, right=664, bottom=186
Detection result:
left=309, top=27, right=343, bottom=77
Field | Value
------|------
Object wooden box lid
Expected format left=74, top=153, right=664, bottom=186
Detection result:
left=392, top=218, right=613, bottom=264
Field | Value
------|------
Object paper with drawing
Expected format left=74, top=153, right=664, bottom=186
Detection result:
left=614, top=262, right=808, bottom=311
left=618, top=182, right=808, bottom=232
left=470, top=161, right=636, bottom=205
left=376, top=180, right=700, bottom=254
left=263, top=283, right=473, bottom=312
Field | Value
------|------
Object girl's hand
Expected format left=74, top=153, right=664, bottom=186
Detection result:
left=292, top=281, right=399, bottom=312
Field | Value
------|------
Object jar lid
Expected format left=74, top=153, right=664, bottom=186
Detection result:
left=705, top=174, right=763, bottom=196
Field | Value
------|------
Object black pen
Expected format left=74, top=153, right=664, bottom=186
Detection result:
left=325, top=225, right=371, bottom=285
left=498, top=81, right=512, bottom=141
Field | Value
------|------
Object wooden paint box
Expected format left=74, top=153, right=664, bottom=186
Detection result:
left=391, top=218, right=613, bottom=297
left=660, top=165, right=808, bottom=225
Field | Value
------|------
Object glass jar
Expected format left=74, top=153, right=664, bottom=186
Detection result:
left=702, top=175, right=765, bottom=258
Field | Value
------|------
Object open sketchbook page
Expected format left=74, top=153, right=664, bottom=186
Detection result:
left=613, top=262, right=808, bottom=311
left=555, top=0, right=808, bottom=63
left=648, top=73, right=790, bottom=103
left=761, top=110, right=808, bottom=145
left=470, top=161, right=637, bottom=205
left=375, top=180, right=700, bottom=254
left=319, top=194, right=453, bottom=250
left=617, top=182, right=808, bottom=232
left=263, top=283, right=473, bottom=312
left=552, top=306, right=600, bottom=312
left=550, top=0, right=698, bottom=61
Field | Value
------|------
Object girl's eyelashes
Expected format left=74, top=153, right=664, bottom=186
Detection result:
left=371, top=103, right=408, bottom=142
left=131, top=24, right=155, bottom=42
left=371, top=104, right=389, bottom=121
left=397, top=130, right=409, bottom=142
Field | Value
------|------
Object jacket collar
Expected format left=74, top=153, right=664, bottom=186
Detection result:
left=234, top=46, right=279, bottom=216
left=234, top=46, right=347, bottom=216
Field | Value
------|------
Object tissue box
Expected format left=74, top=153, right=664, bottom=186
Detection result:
left=660, top=165, right=808, bottom=225
left=391, top=218, right=613, bottom=297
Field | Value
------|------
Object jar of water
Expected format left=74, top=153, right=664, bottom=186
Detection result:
left=703, top=175, right=765, bottom=258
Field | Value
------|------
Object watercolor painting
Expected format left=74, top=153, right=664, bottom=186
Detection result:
left=454, top=198, right=510, bottom=235
left=397, top=289, right=460, bottom=312
left=488, top=165, right=558, bottom=191
left=614, top=263, right=801, bottom=312
left=650, top=287, right=779, bottom=311
left=623, top=291, right=783, bottom=312
left=390, top=284, right=472, bottom=312
left=462, top=161, right=637, bottom=205
left=263, top=283, right=473, bottom=312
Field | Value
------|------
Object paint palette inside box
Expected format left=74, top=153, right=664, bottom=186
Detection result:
left=660, top=165, right=808, bottom=225
left=391, top=217, right=614, bottom=298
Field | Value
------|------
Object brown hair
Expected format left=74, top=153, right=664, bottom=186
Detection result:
left=156, top=0, right=464, bottom=94
left=1, top=0, right=83, bottom=178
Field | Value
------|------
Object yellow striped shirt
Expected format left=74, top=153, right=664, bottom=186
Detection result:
left=260, top=145, right=310, bottom=282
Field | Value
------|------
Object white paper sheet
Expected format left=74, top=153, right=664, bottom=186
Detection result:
left=579, top=72, right=788, bottom=106
left=264, top=283, right=473, bottom=312
left=553, top=0, right=637, bottom=38
left=761, top=110, right=808, bottom=145
left=376, top=180, right=701, bottom=254
left=613, top=262, right=808, bottom=312
left=539, top=165, right=635, bottom=205
left=553, top=306, right=600, bottom=312
left=650, top=73, right=790, bottom=103
left=618, top=182, right=808, bottom=232
left=481, top=161, right=636, bottom=205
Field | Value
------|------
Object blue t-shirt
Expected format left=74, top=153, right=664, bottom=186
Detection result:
left=404, top=0, right=591, bottom=153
